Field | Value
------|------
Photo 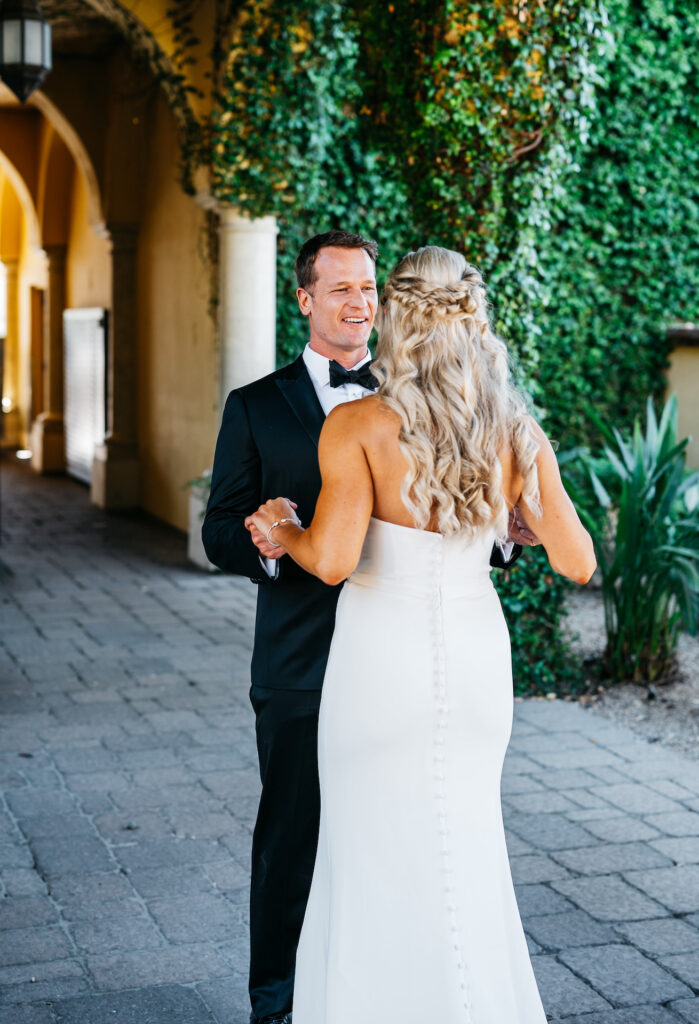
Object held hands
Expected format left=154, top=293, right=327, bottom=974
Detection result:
left=245, top=498, right=299, bottom=559
left=508, top=504, right=540, bottom=547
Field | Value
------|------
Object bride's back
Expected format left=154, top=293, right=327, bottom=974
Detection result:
left=355, top=395, right=521, bottom=535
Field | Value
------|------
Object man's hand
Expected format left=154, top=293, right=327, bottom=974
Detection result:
left=244, top=499, right=299, bottom=559
left=508, top=504, right=541, bottom=546
left=247, top=523, right=286, bottom=560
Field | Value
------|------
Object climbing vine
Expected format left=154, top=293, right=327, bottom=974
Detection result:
left=123, top=0, right=693, bottom=692
left=533, top=0, right=699, bottom=446
left=210, top=0, right=607, bottom=373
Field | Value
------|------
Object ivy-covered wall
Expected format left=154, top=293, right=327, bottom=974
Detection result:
left=205, top=0, right=694, bottom=692
left=211, top=0, right=606, bottom=366
left=532, top=0, right=699, bottom=448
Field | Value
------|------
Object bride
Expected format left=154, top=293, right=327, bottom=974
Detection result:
left=248, top=245, right=595, bottom=1023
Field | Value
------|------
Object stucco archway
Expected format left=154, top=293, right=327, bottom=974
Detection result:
left=0, top=150, right=42, bottom=254
left=30, top=91, right=106, bottom=236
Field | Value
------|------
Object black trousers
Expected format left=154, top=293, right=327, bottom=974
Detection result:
left=248, top=685, right=323, bottom=1020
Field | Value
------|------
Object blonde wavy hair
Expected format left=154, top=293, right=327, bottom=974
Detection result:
left=372, top=246, right=541, bottom=540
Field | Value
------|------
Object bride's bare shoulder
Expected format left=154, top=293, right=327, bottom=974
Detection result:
left=324, top=395, right=399, bottom=435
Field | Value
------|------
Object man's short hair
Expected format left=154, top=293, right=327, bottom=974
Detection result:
left=294, top=230, right=379, bottom=292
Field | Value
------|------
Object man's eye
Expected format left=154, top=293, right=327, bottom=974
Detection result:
left=363, top=286, right=376, bottom=292
left=335, top=288, right=348, bottom=293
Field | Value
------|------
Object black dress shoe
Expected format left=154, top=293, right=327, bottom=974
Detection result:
left=250, top=1013, right=292, bottom=1024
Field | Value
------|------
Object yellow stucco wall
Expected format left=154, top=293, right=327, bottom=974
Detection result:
left=0, top=161, right=46, bottom=446
left=14, top=223, right=46, bottom=445
left=666, top=346, right=699, bottom=470
left=118, top=0, right=217, bottom=124
left=65, top=167, right=111, bottom=310
left=137, top=92, right=218, bottom=531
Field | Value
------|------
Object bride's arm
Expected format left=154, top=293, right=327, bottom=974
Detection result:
left=515, top=418, right=596, bottom=585
left=248, top=403, right=374, bottom=586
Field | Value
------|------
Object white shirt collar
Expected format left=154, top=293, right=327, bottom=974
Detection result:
left=302, top=342, right=372, bottom=390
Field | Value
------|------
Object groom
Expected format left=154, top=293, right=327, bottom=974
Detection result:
left=202, top=230, right=529, bottom=1024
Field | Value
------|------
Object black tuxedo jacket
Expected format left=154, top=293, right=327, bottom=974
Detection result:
left=202, top=354, right=520, bottom=691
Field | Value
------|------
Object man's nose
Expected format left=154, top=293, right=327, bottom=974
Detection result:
left=346, top=288, right=370, bottom=308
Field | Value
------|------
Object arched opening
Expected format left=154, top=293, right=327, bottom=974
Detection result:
left=1, top=0, right=225, bottom=531
left=0, top=150, right=46, bottom=451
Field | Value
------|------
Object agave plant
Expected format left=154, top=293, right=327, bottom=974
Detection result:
left=562, top=396, right=699, bottom=683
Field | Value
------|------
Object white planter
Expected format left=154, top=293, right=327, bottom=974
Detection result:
left=188, top=488, right=217, bottom=571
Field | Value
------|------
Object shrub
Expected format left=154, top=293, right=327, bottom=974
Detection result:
left=564, top=396, right=699, bottom=683
left=494, top=545, right=579, bottom=697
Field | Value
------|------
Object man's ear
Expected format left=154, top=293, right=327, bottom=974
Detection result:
left=297, top=287, right=312, bottom=317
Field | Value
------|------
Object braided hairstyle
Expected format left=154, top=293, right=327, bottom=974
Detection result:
left=372, top=246, right=540, bottom=539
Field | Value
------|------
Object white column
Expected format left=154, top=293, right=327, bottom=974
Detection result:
left=218, top=207, right=278, bottom=411
left=31, top=244, right=66, bottom=472
left=1, top=260, right=20, bottom=448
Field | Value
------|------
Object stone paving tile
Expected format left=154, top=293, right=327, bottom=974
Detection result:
left=53, top=984, right=218, bottom=1024
left=86, top=944, right=232, bottom=991
left=530, top=955, right=611, bottom=1017
left=68, top=913, right=167, bottom=955
left=623, top=865, right=699, bottom=914
left=509, top=853, right=572, bottom=884
left=0, top=959, right=89, bottom=1006
left=551, top=841, right=674, bottom=875
left=515, top=883, right=578, bottom=917
left=3, top=464, right=699, bottom=1023
left=197, top=976, right=251, bottom=1024
left=558, top=943, right=693, bottom=1005
left=0, top=925, right=75, bottom=966
left=148, top=893, right=246, bottom=943
left=672, top=999, right=699, bottom=1023
left=550, top=875, right=670, bottom=921
left=0, top=896, right=58, bottom=930
left=643, top=812, right=699, bottom=836
left=524, top=910, right=617, bottom=950
left=658, top=952, right=699, bottom=989
left=614, top=917, right=699, bottom=955
left=591, top=782, right=687, bottom=815
left=549, top=1009, right=689, bottom=1024
left=31, top=836, right=117, bottom=877
left=579, top=815, right=665, bottom=843
left=650, top=837, right=699, bottom=864
left=4, top=1005, right=56, bottom=1024
left=504, top=811, right=599, bottom=851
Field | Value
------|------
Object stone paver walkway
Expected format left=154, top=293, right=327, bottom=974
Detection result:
left=0, top=460, right=698, bottom=1024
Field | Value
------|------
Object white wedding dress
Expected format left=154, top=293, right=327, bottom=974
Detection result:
left=292, top=516, right=547, bottom=1024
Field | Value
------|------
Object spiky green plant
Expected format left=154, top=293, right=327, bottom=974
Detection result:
left=563, top=396, right=699, bottom=683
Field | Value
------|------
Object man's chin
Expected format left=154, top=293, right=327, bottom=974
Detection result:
left=337, top=330, right=372, bottom=348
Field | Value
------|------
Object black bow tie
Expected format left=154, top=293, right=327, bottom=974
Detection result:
left=328, top=359, right=378, bottom=390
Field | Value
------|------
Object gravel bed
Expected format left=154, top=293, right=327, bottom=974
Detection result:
left=562, top=587, right=699, bottom=760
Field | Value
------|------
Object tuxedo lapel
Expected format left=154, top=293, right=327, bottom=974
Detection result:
left=276, top=355, right=326, bottom=447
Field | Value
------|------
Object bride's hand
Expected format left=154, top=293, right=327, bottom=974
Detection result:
left=245, top=498, right=299, bottom=542
left=508, top=504, right=540, bottom=546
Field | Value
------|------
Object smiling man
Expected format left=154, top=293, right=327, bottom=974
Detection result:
left=202, top=230, right=381, bottom=1024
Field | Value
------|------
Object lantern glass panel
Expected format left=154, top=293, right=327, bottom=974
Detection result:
left=24, top=20, right=42, bottom=66
left=43, top=23, right=51, bottom=70
left=1, top=20, right=22, bottom=64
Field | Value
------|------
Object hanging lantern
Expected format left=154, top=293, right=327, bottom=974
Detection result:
left=0, top=0, right=51, bottom=103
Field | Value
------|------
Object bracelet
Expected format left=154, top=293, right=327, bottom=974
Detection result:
left=266, top=517, right=298, bottom=545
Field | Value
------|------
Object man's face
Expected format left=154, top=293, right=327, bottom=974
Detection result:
left=297, top=246, right=378, bottom=357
